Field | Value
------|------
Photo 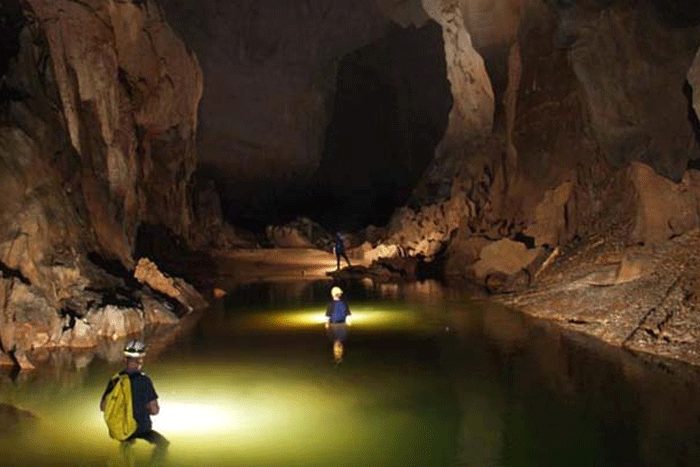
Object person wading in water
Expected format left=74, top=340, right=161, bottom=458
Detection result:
left=101, top=339, right=169, bottom=466
left=325, top=286, right=352, bottom=363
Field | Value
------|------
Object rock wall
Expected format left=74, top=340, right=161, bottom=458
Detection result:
left=0, top=0, right=205, bottom=368
left=24, top=0, right=202, bottom=265
left=160, top=0, right=391, bottom=225
left=359, top=0, right=700, bottom=291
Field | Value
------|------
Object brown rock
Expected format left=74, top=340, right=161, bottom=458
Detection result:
left=524, top=181, right=573, bottom=247
left=630, top=163, right=700, bottom=244
left=472, top=238, right=543, bottom=280
left=134, top=257, right=207, bottom=313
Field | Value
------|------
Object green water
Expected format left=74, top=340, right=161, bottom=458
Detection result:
left=2, top=279, right=700, bottom=467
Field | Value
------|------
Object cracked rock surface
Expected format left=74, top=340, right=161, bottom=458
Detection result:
left=498, top=230, right=700, bottom=366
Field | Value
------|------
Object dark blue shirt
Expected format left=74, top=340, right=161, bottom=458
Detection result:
left=126, top=370, right=158, bottom=434
left=334, top=238, right=345, bottom=254
left=326, top=299, right=351, bottom=323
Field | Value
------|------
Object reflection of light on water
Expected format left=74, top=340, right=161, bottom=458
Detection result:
left=156, top=401, right=241, bottom=433
left=261, top=308, right=419, bottom=329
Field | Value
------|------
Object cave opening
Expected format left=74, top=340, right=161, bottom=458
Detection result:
left=298, top=20, right=452, bottom=233
left=0, top=1, right=24, bottom=78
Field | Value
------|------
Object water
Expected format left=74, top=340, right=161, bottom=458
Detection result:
left=1, top=279, right=700, bottom=466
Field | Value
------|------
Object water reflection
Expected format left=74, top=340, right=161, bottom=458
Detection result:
left=444, top=300, right=700, bottom=467
left=0, top=280, right=700, bottom=466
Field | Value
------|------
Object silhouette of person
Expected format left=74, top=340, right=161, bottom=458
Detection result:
left=333, top=232, right=351, bottom=270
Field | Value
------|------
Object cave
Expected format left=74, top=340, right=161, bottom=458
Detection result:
left=306, top=20, right=452, bottom=232
left=1, top=1, right=700, bottom=465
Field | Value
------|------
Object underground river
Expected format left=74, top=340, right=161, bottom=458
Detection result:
left=1, top=279, right=700, bottom=466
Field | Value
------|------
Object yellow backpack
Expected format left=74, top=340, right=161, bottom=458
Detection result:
left=103, top=373, right=137, bottom=441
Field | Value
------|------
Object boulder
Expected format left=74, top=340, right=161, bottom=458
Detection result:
left=134, top=257, right=207, bottom=313
left=83, top=305, right=143, bottom=341
left=630, top=163, right=700, bottom=244
left=472, top=238, right=543, bottom=281
left=524, top=181, right=574, bottom=247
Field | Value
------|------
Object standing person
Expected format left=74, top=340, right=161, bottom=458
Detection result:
left=101, top=339, right=169, bottom=466
left=325, top=286, right=352, bottom=363
left=333, top=232, right=351, bottom=270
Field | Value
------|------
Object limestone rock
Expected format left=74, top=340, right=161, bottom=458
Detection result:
left=0, top=352, right=14, bottom=367
left=2, top=280, right=62, bottom=356
left=0, top=0, right=206, bottom=363
left=141, top=295, right=180, bottom=326
left=422, top=0, right=494, bottom=141
left=84, top=305, right=143, bottom=341
left=689, top=47, right=700, bottom=124
left=58, top=318, right=98, bottom=349
left=24, top=0, right=203, bottom=264
left=190, top=176, right=259, bottom=249
left=524, top=181, right=574, bottom=247
left=472, top=238, right=543, bottom=280
left=445, top=235, right=491, bottom=279
left=554, top=1, right=700, bottom=180
left=630, top=163, right=700, bottom=244
left=418, top=1, right=495, bottom=200
left=134, top=257, right=207, bottom=313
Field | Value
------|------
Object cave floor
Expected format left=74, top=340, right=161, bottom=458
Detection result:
left=499, top=229, right=700, bottom=367
left=209, top=247, right=372, bottom=284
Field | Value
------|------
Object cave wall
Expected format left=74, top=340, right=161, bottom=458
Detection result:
left=359, top=0, right=700, bottom=289
left=20, top=0, right=203, bottom=266
left=160, top=0, right=392, bottom=226
left=0, top=0, right=204, bottom=366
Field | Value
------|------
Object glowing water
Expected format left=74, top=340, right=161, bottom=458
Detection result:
left=0, top=281, right=458, bottom=467
left=2, top=280, right=700, bottom=467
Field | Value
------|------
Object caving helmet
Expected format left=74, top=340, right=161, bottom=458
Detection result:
left=123, top=339, right=147, bottom=358
left=331, top=286, right=343, bottom=298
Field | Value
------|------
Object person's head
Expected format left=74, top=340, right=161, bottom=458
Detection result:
left=124, top=339, right=147, bottom=370
left=331, top=286, right=343, bottom=300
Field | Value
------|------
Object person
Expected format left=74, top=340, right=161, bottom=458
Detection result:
left=333, top=232, right=351, bottom=270
left=325, top=286, right=351, bottom=363
left=101, top=339, right=168, bottom=466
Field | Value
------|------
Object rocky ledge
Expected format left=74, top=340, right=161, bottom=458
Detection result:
left=496, top=230, right=700, bottom=366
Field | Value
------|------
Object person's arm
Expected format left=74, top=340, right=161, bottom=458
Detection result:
left=144, top=376, right=159, bottom=415
left=325, top=302, right=333, bottom=328
left=147, top=398, right=160, bottom=415
left=344, top=300, right=351, bottom=325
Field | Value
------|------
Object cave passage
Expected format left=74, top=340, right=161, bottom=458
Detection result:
left=300, top=20, right=452, bottom=232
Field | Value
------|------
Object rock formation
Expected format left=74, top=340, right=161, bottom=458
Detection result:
left=0, top=0, right=207, bottom=369
left=353, top=0, right=700, bottom=294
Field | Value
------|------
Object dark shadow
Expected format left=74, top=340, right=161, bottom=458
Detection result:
left=684, top=80, right=700, bottom=171
left=134, top=223, right=216, bottom=289
left=306, top=20, right=452, bottom=232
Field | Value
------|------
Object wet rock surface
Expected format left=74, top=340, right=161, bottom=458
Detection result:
left=497, top=230, right=700, bottom=366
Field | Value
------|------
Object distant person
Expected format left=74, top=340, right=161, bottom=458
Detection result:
left=101, top=339, right=168, bottom=466
left=333, top=232, right=351, bottom=270
left=325, top=286, right=352, bottom=363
